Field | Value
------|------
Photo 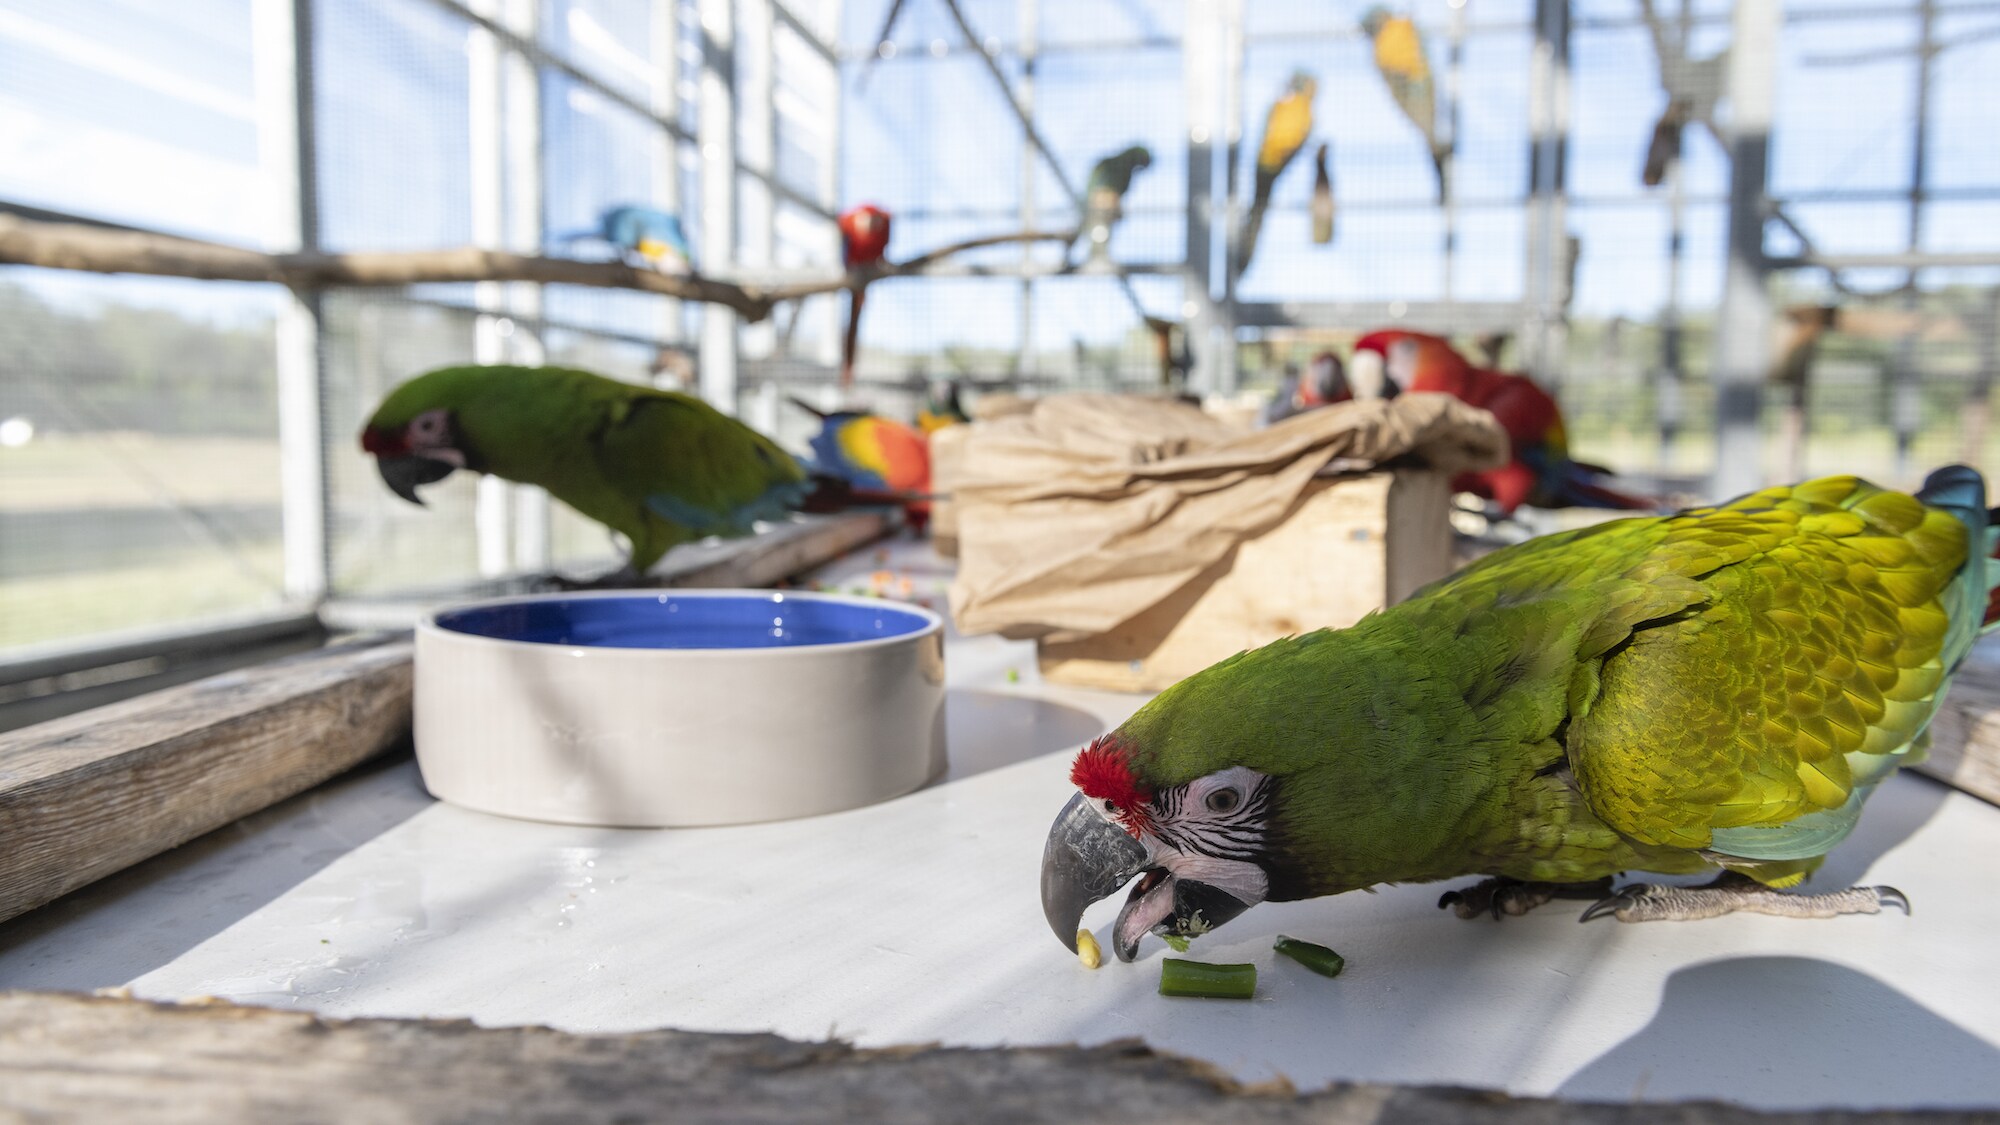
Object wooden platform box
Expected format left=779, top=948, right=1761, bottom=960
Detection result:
left=1036, top=470, right=1453, bottom=693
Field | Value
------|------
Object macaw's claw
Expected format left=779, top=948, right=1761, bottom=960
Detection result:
left=1580, top=881, right=1912, bottom=923
left=1438, top=876, right=1613, bottom=920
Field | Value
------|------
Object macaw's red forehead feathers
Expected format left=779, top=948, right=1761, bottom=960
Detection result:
left=1071, top=735, right=1154, bottom=834
left=360, top=426, right=406, bottom=457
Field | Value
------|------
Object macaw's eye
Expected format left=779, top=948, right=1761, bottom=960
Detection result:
left=1206, top=787, right=1240, bottom=814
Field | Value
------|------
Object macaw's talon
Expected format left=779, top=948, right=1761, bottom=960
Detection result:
left=1580, top=882, right=1913, bottom=923
left=1439, top=876, right=1612, bottom=920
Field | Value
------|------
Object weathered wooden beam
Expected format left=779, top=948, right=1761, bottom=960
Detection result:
left=668, top=512, right=893, bottom=589
left=1917, top=651, right=2000, bottom=807
left=0, top=992, right=1988, bottom=1125
left=0, top=637, right=412, bottom=926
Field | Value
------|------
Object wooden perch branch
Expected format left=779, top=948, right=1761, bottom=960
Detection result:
left=0, top=214, right=1077, bottom=324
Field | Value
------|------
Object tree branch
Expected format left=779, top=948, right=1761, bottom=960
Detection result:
left=0, top=215, right=1079, bottom=325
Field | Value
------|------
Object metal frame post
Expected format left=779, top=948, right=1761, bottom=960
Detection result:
left=739, top=0, right=777, bottom=368
left=698, top=0, right=740, bottom=413
left=1183, top=0, right=1219, bottom=396
left=254, top=0, right=329, bottom=604
left=1657, top=0, right=1690, bottom=473
left=1018, top=0, right=1038, bottom=382
left=650, top=0, right=685, bottom=361
left=1522, top=0, right=1570, bottom=385
left=1892, top=0, right=1936, bottom=481
left=1710, top=0, right=1779, bottom=498
left=503, top=0, right=548, bottom=572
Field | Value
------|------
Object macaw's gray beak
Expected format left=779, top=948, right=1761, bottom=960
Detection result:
left=376, top=454, right=457, bottom=506
left=1041, top=792, right=1259, bottom=962
left=1041, top=793, right=1147, bottom=954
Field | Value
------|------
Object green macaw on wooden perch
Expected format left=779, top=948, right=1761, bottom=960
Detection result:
left=1045, top=468, right=1998, bottom=962
left=359, top=364, right=890, bottom=582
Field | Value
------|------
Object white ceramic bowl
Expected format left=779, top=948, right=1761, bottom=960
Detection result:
left=413, top=590, right=946, bottom=827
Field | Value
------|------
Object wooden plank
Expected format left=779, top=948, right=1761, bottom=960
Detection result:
left=1036, top=471, right=1453, bottom=693
left=1917, top=640, right=2000, bottom=807
left=0, top=637, right=412, bottom=926
left=666, top=512, right=891, bottom=589
left=0, top=992, right=1983, bottom=1125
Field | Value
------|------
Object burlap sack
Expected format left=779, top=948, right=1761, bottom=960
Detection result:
left=947, top=392, right=1507, bottom=639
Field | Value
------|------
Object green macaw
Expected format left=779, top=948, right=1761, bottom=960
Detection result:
left=1044, top=469, right=1997, bottom=961
left=359, top=364, right=812, bottom=579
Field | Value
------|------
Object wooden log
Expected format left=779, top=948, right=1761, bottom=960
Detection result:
left=1916, top=641, right=2000, bottom=807
left=0, top=992, right=1986, bottom=1125
left=0, top=637, right=412, bottom=926
left=668, top=512, right=893, bottom=589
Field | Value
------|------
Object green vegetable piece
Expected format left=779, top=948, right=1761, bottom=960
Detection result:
left=1005, top=668, right=1021, bottom=683
left=1161, top=933, right=1191, bottom=953
left=1273, top=935, right=1345, bottom=978
left=1158, top=958, right=1256, bottom=999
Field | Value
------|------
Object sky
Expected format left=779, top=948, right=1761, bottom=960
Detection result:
left=2, top=0, right=1997, bottom=353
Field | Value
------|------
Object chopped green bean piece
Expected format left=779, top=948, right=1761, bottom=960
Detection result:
left=1158, top=958, right=1256, bottom=999
left=1161, top=933, right=1191, bottom=953
left=1273, top=935, right=1345, bottom=978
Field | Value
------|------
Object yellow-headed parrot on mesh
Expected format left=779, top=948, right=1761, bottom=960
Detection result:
left=1237, top=71, right=1316, bottom=275
left=359, top=365, right=891, bottom=583
left=1042, top=468, right=2000, bottom=960
left=1361, top=7, right=1449, bottom=202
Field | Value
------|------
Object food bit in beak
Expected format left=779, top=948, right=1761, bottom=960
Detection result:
left=1076, top=930, right=1103, bottom=970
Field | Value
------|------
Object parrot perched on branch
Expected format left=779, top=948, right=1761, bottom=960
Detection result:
left=563, top=205, right=693, bottom=273
left=1360, top=7, right=1450, bottom=203
left=1238, top=71, right=1316, bottom=276
left=1351, top=329, right=1656, bottom=516
left=1045, top=467, right=1999, bottom=960
left=838, top=204, right=893, bottom=390
left=1074, top=144, right=1153, bottom=264
left=359, top=365, right=881, bottom=582
left=787, top=398, right=932, bottom=532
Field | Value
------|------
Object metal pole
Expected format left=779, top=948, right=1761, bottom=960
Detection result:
left=817, top=0, right=844, bottom=373
left=254, top=0, right=328, bottom=603
left=1443, top=0, right=1468, bottom=302
left=1018, top=0, right=1038, bottom=384
left=739, top=0, right=777, bottom=372
left=1522, top=0, right=1570, bottom=385
left=1217, top=0, right=1244, bottom=395
left=1183, top=0, right=1220, bottom=396
left=699, top=0, right=740, bottom=413
left=1657, top=0, right=1689, bottom=473
left=503, top=0, right=549, bottom=573
left=651, top=0, right=684, bottom=359
left=468, top=0, right=512, bottom=577
left=1892, top=0, right=1935, bottom=482
left=1709, top=0, right=1779, bottom=499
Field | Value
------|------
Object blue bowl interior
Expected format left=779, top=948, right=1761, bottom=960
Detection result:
left=433, top=594, right=933, bottom=650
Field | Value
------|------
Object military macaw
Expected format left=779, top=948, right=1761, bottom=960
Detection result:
left=1360, top=7, right=1449, bottom=202
left=1351, top=329, right=1656, bottom=516
left=1075, top=144, right=1154, bottom=264
left=1238, top=71, right=1316, bottom=275
left=838, top=204, right=893, bottom=390
left=788, top=397, right=933, bottom=533
left=360, top=365, right=869, bottom=582
left=1044, top=467, right=1997, bottom=960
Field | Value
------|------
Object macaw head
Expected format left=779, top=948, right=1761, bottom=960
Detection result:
left=1299, top=351, right=1348, bottom=407
left=1119, top=144, right=1153, bottom=171
left=1350, top=328, right=1471, bottom=399
left=1359, top=6, right=1391, bottom=36
left=839, top=204, right=893, bottom=267
left=1288, top=70, right=1318, bottom=99
left=1040, top=631, right=1401, bottom=962
left=359, top=366, right=485, bottom=505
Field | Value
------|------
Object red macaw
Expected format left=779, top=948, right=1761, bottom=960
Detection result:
left=838, top=204, right=892, bottom=390
left=1351, top=329, right=1656, bottom=516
